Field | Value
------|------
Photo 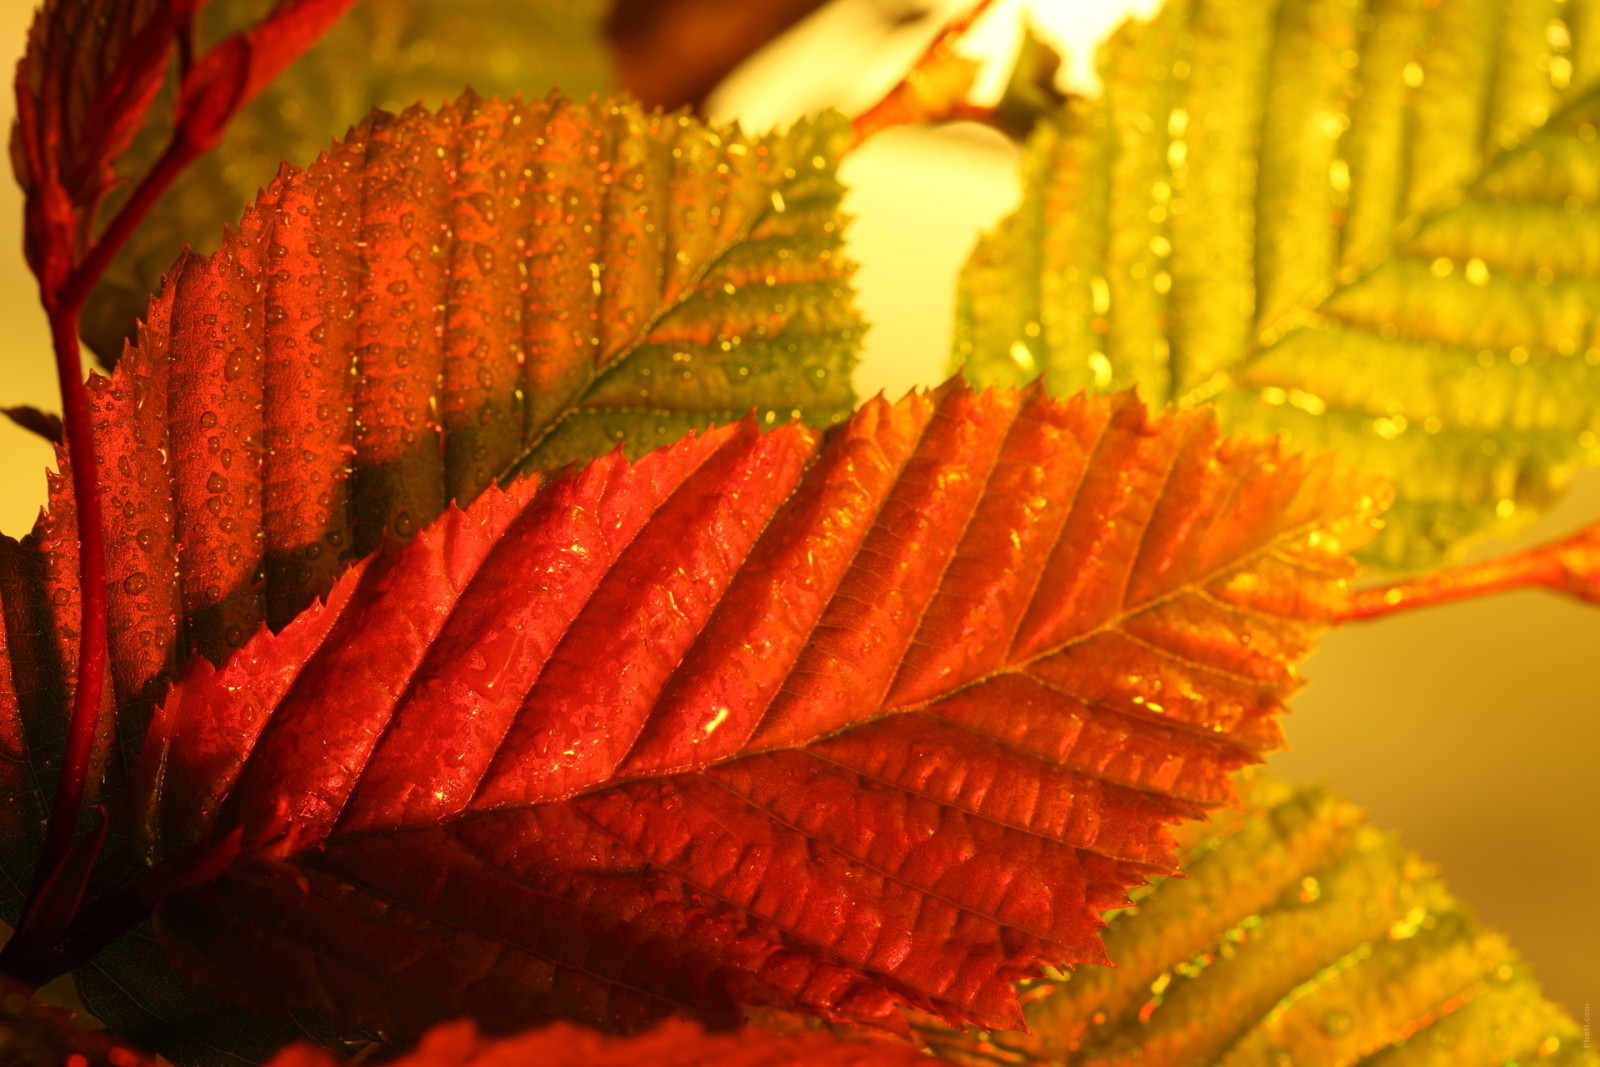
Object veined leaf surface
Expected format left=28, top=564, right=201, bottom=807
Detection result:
left=1, top=92, right=858, bottom=1062
left=267, top=1018, right=944, bottom=1067
left=915, top=773, right=1585, bottom=1066
left=958, top=0, right=1600, bottom=569
left=81, top=90, right=859, bottom=700
left=81, top=0, right=611, bottom=363
left=130, top=383, right=1383, bottom=1037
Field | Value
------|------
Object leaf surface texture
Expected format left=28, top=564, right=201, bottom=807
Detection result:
left=267, top=1018, right=944, bottom=1067
left=77, top=91, right=859, bottom=697
left=11, top=0, right=172, bottom=282
left=958, top=0, right=1600, bottom=568
left=80, top=0, right=612, bottom=362
left=129, top=383, right=1383, bottom=1037
left=0, top=92, right=858, bottom=1059
left=915, top=773, right=1587, bottom=1067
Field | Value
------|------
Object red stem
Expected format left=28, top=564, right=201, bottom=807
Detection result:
left=11, top=135, right=197, bottom=959
left=1337, top=522, right=1600, bottom=621
left=27, top=81, right=206, bottom=898
left=849, top=0, right=1001, bottom=147
left=58, top=137, right=197, bottom=315
left=6, top=0, right=356, bottom=988
left=34, top=301, right=108, bottom=887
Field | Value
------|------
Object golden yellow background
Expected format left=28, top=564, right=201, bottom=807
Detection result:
left=0, top=0, right=1592, bottom=1016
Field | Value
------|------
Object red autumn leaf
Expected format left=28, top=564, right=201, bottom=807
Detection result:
left=0, top=92, right=856, bottom=1033
left=11, top=0, right=355, bottom=293
left=129, top=381, right=1385, bottom=1038
left=268, top=1018, right=942, bottom=1067
left=69, top=91, right=855, bottom=721
left=12, top=0, right=175, bottom=286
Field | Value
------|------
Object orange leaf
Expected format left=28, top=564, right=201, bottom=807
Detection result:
left=268, top=1018, right=942, bottom=1067
left=130, top=382, right=1385, bottom=1037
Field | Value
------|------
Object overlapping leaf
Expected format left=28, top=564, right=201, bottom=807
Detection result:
left=957, top=0, right=1600, bottom=569
left=915, top=773, right=1585, bottom=1067
left=11, top=0, right=173, bottom=286
left=82, top=0, right=611, bottom=362
left=127, top=382, right=1383, bottom=1038
left=0, top=471, right=87, bottom=916
left=0, top=90, right=860, bottom=1064
left=58, top=90, right=859, bottom=708
left=268, top=1018, right=943, bottom=1067
left=12, top=0, right=356, bottom=293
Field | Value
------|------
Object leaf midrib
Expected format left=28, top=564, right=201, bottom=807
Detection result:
left=1178, top=76, right=1600, bottom=410
left=492, top=127, right=824, bottom=482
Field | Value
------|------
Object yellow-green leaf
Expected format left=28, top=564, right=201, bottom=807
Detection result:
left=914, top=773, right=1583, bottom=1067
left=83, top=0, right=611, bottom=363
left=957, top=0, right=1600, bottom=569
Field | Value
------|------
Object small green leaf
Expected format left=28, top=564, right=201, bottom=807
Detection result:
left=915, top=773, right=1584, bottom=1067
left=958, top=0, right=1600, bottom=569
left=82, top=0, right=612, bottom=363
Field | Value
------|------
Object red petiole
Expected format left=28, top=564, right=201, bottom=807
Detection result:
left=1337, top=521, right=1600, bottom=621
left=4, top=0, right=357, bottom=985
left=849, top=0, right=1002, bottom=147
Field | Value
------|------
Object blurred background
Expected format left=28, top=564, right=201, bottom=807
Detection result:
left=0, top=0, right=1594, bottom=1014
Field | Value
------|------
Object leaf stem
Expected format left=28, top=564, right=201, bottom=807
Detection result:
left=0, top=881, right=149, bottom=991
left=3, top=133, right=191, bottom=982
left=849, top=0, right=1001, bottom=147
left=57, top=136, right=196, bottom=316
left=32, top=302, right=110, bottom=900
left=1337, top=522, right=1600, bottom=620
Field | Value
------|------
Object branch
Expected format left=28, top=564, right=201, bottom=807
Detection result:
left=57, top=136, right=196, bottom=314
left=6, top=0, right=359, bottom=987
left=1337, top=522, right=1600, bottom=621
left=849, top=0, right=1000, bottom=147
left=32, top=306, right=110, bottom=885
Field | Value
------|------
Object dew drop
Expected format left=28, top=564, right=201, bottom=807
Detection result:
left=1320, top=1008, right=1353, bottom=1036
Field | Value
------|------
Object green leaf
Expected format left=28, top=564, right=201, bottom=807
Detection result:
left=914, top=773, right=1585, bottom=1067
left=81, top=0, right=612, bottom=363
left=957, top=0, right=1600, bottom=569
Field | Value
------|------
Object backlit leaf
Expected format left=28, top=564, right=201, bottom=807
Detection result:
left=81, top=0, right=611, bottom=363
left=267, top=1018, right=943, bottom=1067
left=0, top=92, right=857, bottom=1062
left=914, top=774, right=1585, bottom=1067
left=0, top=471, right=92, bottom=924
left=11, top=0, right=172, bottom=287
left=128, top=382, right=1383, bottom=1038
left=957, top=0, right=1600, bottom=569
left=79, top=90, right=858, bottom=708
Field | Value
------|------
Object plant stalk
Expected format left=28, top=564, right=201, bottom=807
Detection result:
left=1338, top=522, right=1600, bottom=620
left=57, top=137, right=197, bottom=315
left=849, top=0, right=1001, bottom=147
left=32, top=302, right=109, bottom=898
